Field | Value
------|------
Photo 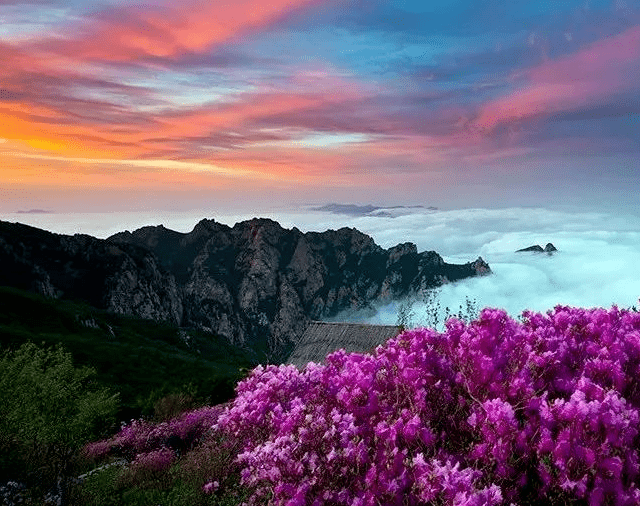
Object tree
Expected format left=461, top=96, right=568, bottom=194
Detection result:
left=0, top=341, right=119, bottom=504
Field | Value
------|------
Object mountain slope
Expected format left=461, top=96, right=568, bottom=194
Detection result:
left=0, top=218, right=490, bottom=360
left=0, top=286, right=251, bottom=419
left=109, top=218, right=490, bottom=358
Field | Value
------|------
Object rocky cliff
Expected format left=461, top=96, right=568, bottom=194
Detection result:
left=0, top=221, right=183, bottom=323
left=0, top=218, right=490, bottom=360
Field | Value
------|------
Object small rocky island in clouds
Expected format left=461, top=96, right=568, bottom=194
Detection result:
left=516, top=243, right=558, bottom=254
left=311, top=203, right=438, bottom=218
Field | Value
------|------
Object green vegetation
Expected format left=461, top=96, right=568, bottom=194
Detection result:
left=0, top=286, right=253, bottom=420
left=396, top=286, right=479, bottom=330
left=74, top=456, right=248, bottom=506
left=0, top=341, right=119, bottom=503
left=0, top=286, right=254, bottom=504
left=76, top=464, right=206, bottom=506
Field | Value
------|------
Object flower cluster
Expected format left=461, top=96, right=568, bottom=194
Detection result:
left=216, top=304, right=640, bottom=505
left=202, top=480, right=219, bottom=494
left=129, top=447, right=175, bottom=473
left=86, top=303, right=640, bottom=505
left=85, top=405, right=223, bottom=462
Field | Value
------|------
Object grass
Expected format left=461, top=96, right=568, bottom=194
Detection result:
left=74, top=460, right=249, bottom=506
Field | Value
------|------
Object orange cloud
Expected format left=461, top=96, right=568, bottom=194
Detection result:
left=472, top=26, right=640, bottom=133
left=0, top=76, right=369, bottom=188
left=0, top=40, right=158, bottom=158
left=0, top=101, right=152, bottom=159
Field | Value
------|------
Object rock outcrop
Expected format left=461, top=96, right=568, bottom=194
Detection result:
left=516, top=243, right=557, bottom=254
left=0, top=218, right=491, bottom=360
left=0, top=221, right=183, bottom=323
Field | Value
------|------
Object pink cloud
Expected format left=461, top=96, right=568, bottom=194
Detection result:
left=42, top=0, right=323, bottom=63
left=0, top=47, right=375, bottom=186
left=472, top=26, right=640, bottom=134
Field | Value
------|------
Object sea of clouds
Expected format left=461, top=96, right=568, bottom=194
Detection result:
left=3, top=205, right=639, bottom=329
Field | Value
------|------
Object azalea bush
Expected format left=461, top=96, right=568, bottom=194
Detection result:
left=81, top=403, right=247, bottom=504
left=86, top=405, right=224, bottom=460
left=85, top=302, right=640, bottom=506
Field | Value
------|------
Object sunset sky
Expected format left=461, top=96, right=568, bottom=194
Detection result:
left=1, top=0, right=639, bottom=214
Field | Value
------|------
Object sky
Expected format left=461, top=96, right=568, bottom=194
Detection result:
left=1, top=0, right=639, bottom=214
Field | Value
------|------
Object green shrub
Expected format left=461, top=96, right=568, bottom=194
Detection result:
left=0, top=341, right=118, bottom=503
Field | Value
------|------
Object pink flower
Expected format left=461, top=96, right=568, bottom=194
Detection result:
left=202, top=480, right=219, bottom=494
left=83, top=303, right=640, bottom=506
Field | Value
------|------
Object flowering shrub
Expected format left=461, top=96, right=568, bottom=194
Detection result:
left=116, top=447, right=176, bottom=489
left=86, top=303, right=640, bottom=506
left=129, top=447, right=175, bottom=473
left=84, top=405, right=226, bottom=491
left=217, top=304, right=640, bottom=506
left=85, top=405, right=224, bottom=462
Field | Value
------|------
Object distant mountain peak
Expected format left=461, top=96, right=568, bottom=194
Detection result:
left=516, top=242, right=558, bottom=254
left=16, top=209, right=54, bottom=214
left=311, top=203, right=436, bottom=218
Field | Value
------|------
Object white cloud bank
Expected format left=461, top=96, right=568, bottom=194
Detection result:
left=283, top=206, right=640, bottom=328
left=2, top=205, right=639, bottom=326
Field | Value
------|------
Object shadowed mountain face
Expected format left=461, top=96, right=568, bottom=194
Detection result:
left=0, top=221, right=183, bottom=323
left=0, top=218, right=490, bottom=360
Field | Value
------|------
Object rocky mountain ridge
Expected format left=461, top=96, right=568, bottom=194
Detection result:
left=0, top=218, right=491, bottom=360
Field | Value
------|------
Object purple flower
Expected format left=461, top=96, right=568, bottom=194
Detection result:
left=84, top=303, right=640, bottom=505
left=202, top=480, right=219, bottom=494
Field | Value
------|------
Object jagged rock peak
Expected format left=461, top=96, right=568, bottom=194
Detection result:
left=516, top=243, right=558, bottom=254
left=192, top=218, right=220, bottom=232
left=516, top=245, right=544, bottom=252
left=236, top=217, right=282, bottom=227
left=470, top=257, right=491, bottom=275
left=388, top=242, right=418, bottom=263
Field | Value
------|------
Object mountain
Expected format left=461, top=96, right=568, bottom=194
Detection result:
left=0, top=220, right=183, bottom=322
left=0, top=218, right=490, bottom=360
